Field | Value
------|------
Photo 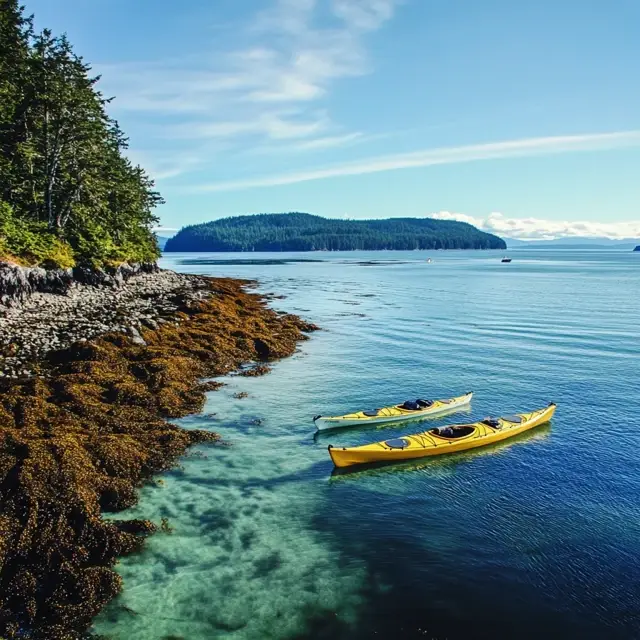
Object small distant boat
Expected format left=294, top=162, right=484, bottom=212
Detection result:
left=313, top=392, right=472, bottom=431
left=501, top=257, right=512, bottom=263
left=426, top=258, right=432, bottom=263
left=328, top=403, right=556, bottom=468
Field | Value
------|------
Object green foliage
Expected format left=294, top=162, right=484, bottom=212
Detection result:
left=0, top=0, right=161, bottom=268
left=0, top=200, right=74, bottom=267
left=165, top=213, right=507, bottom=252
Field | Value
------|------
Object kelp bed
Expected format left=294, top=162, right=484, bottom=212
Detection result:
left=0, top=277, right=318, bottom=639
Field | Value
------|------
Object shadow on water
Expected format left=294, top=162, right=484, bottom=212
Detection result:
left=312, top=405, right=473, bottom=442
left=308, top=470, right=601, bottom=639
left=328, top=423, right=552, bottom=481
left=177, top=258, right=417, bottom=267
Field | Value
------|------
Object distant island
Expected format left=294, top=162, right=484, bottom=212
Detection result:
left=165, top=213, right=506, bottom=252
left=507, top=237, right=640, bottom=250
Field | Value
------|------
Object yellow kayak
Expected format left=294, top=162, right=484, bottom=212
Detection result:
left=328, top=403, right=556, bottom=468
left=314, top=392, right=473, bottom=431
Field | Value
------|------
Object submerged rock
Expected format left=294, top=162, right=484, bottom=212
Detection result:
left=240, top=364, right=272, bottom=377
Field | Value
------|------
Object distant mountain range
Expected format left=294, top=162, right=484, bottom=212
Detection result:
left=505, top=237, right=640, bottom=250
left=164, top=212, right=506, bottom=252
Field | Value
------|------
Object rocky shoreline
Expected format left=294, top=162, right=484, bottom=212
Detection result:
left=0, top=269, right=318, bottom=639
left=0, top=262, right=213, bottom=379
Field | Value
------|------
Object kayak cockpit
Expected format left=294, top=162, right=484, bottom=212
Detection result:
left=430, top=425, right=476, bottom=439
left=397, top=399, right=434, bottom=411
left=481, top=414, right=523, bottom=429
left=384, top=438, right=410, bottom=449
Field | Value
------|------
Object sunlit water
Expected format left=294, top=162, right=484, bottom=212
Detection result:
left=93, top=250, right=640, bottom=639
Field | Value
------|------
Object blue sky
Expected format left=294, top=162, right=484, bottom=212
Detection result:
left=24, top=0, right=640, bottom=238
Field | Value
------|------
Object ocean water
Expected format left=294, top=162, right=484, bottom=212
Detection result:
left=93, top=250, right=640, bottom=640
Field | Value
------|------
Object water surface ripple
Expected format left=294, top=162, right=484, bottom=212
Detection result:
left=94, top=250, right=640, bottom=639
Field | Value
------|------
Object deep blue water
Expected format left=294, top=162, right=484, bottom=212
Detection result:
left=94, top=250, right=640, bottom=639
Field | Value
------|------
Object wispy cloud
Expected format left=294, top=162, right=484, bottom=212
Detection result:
left=431, top=211, right=640, bottom=240
left=190, top=130, right=640, bottom=192
left=170, top=110, right=331, bottom=141
left=290, top=132, right=366, bottom=150
left=126, top=149, right=209, bottom=181
left=249, top=131, right=392, bottom=156
left=97, top=0, right=401, bottom=172
left=332, top=0, right=399, bottom=30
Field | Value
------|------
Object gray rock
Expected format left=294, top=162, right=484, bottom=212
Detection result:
left=0, top=264, right=211, bottom=377
left=141, top=317, right=159, bottom=330
left=125, top=325, right=146, bottom=346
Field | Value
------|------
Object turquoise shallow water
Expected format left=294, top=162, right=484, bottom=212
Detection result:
left=94, top=250, right=640, bottom=639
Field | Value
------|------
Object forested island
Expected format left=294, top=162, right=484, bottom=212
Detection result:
left=0, top=1, right=160, bottom=270
left=165, top=212, right=506, bottom=252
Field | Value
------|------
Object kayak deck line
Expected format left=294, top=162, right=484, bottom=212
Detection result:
left=314, top=391, right=473, bottom=431
left=328, top=403, right=556, bottom=468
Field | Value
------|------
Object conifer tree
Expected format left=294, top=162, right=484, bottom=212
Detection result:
left=0, top=1, right=161, bottom=268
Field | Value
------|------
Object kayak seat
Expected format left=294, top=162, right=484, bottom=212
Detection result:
left=433, top=425, right=475, bottom=439
left=363, top=410, right=379, bottom=417
left=400, top=401, right=420, bottom=411
left=385, top=438, right=409, bottom=449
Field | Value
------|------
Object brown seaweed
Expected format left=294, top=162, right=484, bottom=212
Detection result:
left=0, top=277, right=318, bottom=639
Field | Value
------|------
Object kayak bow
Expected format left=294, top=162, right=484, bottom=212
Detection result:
left=328, top=403, right=556, bottom=468
left=314, top=392, right=473, bottom=431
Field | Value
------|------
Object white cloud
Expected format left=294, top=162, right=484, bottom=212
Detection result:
left=126, top=150, right=207, bottom=181
left=171, top=111, right=330, bottom=141
left=191, top=130, right=640, bottom=192
left=430, top=211, right=640, bottom=240
left=429, top=211, right=480, bottom=225
left=291, top=132, right=366, bottom=150
left=331, top=0, right=398, bottom=30
left=98, top=0, right=400, bottom=160
left=250, top=132, right=369, bottom=155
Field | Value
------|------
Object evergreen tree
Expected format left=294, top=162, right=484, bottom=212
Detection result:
left=0, top=0, right=33, bottom=204
left=0, top=1, right=161, bottom=268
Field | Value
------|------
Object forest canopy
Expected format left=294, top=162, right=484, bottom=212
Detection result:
left=165, top=213, right=507, bottom=252
left=0, top=0, right=161, bottom=269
